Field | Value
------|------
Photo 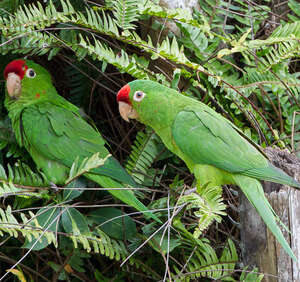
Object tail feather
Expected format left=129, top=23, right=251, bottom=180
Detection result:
left=86, top=173, right=161, bottom=223
left=91, top=156, right=138, bottom=187
left=233, top=174, right=296, bottom=261
left=242, top=163, right=300, bottom=188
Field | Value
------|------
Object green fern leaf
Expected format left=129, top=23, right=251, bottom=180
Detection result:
left=173, top=238, right=237, bottom=280
left=66, top=152, right=110, bottom=184
left=112, top=0, right=139, bottom=30
left=178, top=186, right=227, bottom=238
left=126, top=128, right=164, bottom=185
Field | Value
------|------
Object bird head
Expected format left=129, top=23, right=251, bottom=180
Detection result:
left=4, top=59, right=53, bottom=101
left=117, top=80, right=175, bottom=127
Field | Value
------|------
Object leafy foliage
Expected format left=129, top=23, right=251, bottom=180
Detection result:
left=112, top=0, right=139, bottom=30
left=66, top=152, right=110, bottom=184
left=0, top=204, right=128, bottom=260
left=0, top=205, right=57, bottom=245
left=126, top=127, right=166, bottom=185
left=178, top=186, right=227, bottom=238
left=172, top=238, right=238, bottom=280
left=0, top=0, right=298, bottom=280
left=0, top=161, right=49, bottom=198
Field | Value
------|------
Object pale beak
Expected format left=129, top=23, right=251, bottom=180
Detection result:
left=118, top=101, right=139, bottom=122
left=6, top=72, right=21, bottom=99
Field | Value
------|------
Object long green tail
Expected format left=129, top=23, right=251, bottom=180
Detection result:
left=243, top=163, right=300, bottom=188
left=86, top=173, right=161, bottom=223
left=233, top=174, right=296, bottom=261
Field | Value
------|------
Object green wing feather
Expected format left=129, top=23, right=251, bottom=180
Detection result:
left=20, top=102, right=159, bottom=221
left=172, top=106, right=300, bottom=187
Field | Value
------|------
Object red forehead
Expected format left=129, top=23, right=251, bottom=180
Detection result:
left=117, top=84, right=131, bottom=104
left=4, top=59, right=27, bottom=80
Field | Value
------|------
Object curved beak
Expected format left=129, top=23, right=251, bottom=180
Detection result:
left=6, top=72, right=21, bottom=99
left=118, top=101, right=139, bottom=122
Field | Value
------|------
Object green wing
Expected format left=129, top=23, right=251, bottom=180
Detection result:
left=21, top=101, right=135, bottom=186
left=172, top=106, right=299, bottom=187
left=20, top=101, right=161, bottom=222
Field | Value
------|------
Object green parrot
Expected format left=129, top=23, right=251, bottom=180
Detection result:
left=3, top=59, right=158, bottom=221
left=117, top=79, right=300, bottom=260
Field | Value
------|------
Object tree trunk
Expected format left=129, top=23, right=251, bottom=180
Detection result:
left=240, top=148, right=300, bottom=281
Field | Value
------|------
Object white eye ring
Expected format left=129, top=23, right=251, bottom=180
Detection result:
left=26, top=68, right=36, bottom=78
left=133, top=91, right=146, bottom=102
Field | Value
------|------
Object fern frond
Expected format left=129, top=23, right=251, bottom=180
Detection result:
left=258, top=40, right=300, bottom=72
left=112, top=0, right=139, bottom=30
left=270, top=21, right=300, bottom=38
left=0, top=0, right=192, bottom=82
left=173, top=238, right=237, bottom=280
left=0, top=30, right=60, bottom=57
left=96, top=0, right=212, bottom=36
left=178, top=186, right=227, bottom=238
left=70, top=34, right=150, bottom=79
left=0, top=205, right=57, bottom=245
left=0, top=205, right=128, bottom=260
left=70, top=229, right=128, bottom=260
left=76, top=7, right=120, bottom=36
left=126, top=128, right=163, bottom=185
left=243, top=68, right=300, bottom=96
left=127, top=31, right=193, bottom=67
left=138, top=0, right=211, bottom=35
left=0, top=162, right=49, bottom=198
left=218, top=21, right=300, bottom=71
left=0, top=0, right=75, bottom=36
left=66, top=152, right=110, bottom=184
left=0, top=0, right=194, bottom=78
left=0, top=182, right=29, bottom=198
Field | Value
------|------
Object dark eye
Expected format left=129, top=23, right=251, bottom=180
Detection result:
left=26, top=68, right=36, bottom=78
left=133, top=91, right=146, bottom=102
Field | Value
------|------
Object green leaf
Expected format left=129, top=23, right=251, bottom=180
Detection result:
left=240, top=267, right=264, bottom=282
left=23, top=206, right=62, bottom=250
left=238, top=28, right=251, bottom=44
left=61, top=207, right=90, bottom=235
left=288, top=0, right=300, bottom=17
left=142, top=228, right=181, bottom=254
left=66, top=249, right=91, bottom=273
left=48, top=262, right=68, bottom=280
left=66, top=152, right=110, bottom=184
left=88, top=207, right=137, bottom=240
left=112, top=0, right=139, bottom=30
left=63, top=177, right=87, bottom=201
left=178, top=186, right=226, bottom=238
left=126, top=128, right=165, bottom=185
